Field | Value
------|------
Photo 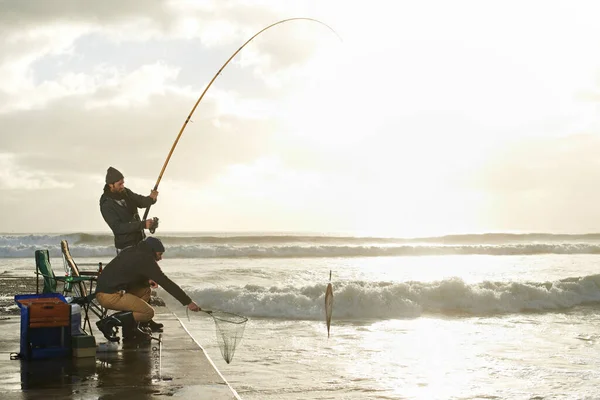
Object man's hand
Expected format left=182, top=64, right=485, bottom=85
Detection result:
left=187, top=301, right=201, bottom=312
left=149, top=280, right=158, bottom=289
left=150, top=189, right=159, bottom=201
left=144, top=219, right=154, bottom=229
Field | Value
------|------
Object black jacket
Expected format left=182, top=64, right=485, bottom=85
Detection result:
left=95, top=241, right=192, bottom=306
left=99, top=185, right=156, bottom=249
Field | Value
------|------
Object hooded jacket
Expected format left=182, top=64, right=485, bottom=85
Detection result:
left=99, top=185, right=156, bottom=249
left=95, top=241, right=192, bottom=306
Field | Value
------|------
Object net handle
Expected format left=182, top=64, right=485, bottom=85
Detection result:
left=186, top=307, right=248, bottom=324
left=185, top=307, right=212, bottom=321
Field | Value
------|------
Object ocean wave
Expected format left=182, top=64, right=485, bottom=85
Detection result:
left=160, top=243, right=600, bottom=257
left=5, top=232, right=600, bottom=245
left=4, top=232, right=600, bottom=258
left=172, top=274, right=600, bottom=320
left=5, top=242, right=600, bottom=258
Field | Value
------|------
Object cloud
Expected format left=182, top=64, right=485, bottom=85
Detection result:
left=4, top=0, right=600, bottom=234
left=84, top=62, right=182, bottom=109
left=0, top=153, right=73, bottom=190
left=0, top=0, right=178, bottom=31
left=0, top=0, right=330, bottom=113
left=0, top=88, right=278, bottom=180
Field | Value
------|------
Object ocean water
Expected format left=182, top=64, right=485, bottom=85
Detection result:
left=2, top=232, right=600, bottom=399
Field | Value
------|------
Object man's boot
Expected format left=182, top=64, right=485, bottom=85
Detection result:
left=118, top=312, right=152, bottom=343
left=141, top=319, right=164, bottom=333
left=96, top=313, right=123, bottom=342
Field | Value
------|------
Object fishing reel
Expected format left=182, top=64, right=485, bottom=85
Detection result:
left=149, top=217, right=159, bottom=234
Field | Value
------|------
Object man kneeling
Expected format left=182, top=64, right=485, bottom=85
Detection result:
left=95, top=236, right=200, bottom=343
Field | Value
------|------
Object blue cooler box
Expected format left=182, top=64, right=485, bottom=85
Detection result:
left=14, top=293, right=72, bottom=360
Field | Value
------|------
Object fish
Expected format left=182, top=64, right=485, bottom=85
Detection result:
left=325, top=270, right=333, bottom=338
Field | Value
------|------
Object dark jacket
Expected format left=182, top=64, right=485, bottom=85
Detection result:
left=99, top=185, right=156, bottom=249
left=95, top=241, right=192, bottom=306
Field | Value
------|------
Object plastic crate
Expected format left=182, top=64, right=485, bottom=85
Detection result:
left=15, top=293, right=72, bottom=360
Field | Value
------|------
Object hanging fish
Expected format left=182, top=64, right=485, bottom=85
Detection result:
left=325, top=270, right=334, bottom=338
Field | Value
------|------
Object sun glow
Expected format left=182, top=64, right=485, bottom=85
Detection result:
left=238, top=1, right=600, bottom=236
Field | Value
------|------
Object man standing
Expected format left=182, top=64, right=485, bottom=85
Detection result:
left=95, top=237, right=201, bottom=343
left=100, top=166, right=159, bottom=251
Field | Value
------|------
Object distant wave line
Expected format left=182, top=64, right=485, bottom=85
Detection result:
left=4, top=232, right=600, bottom=247
left=4, top=242, right=600, bottom=258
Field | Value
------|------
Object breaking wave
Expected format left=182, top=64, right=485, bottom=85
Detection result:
left=176, top=274, right=600, bottom=320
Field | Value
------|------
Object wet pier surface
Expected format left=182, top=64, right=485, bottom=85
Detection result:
left=0, top=305, right=241, bottom=399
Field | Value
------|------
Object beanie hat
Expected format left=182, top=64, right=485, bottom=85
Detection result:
left=105, top=167, right=124, bottom=184
left=144, top=237, right=165, bottom=253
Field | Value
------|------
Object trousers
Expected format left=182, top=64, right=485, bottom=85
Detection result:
left=96, top=286, right=153, bottom=322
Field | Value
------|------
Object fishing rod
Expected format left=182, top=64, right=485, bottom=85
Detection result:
left=142, top=17, right=341, bottom=224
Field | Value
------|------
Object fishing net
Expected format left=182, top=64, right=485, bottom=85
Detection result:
left=187, top=309, right=248, bottom=364
left=208, top=311, right=248, bottom=364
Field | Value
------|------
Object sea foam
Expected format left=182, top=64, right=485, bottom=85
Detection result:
left=171, top=274, right=600, bottom=320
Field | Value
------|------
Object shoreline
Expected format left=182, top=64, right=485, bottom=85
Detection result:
left=0, top=276, right=38, bottom=315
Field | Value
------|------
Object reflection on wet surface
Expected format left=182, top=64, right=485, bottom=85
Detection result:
left=0, top=308, right=240, bottom=399
left=17, top=338, right=178, bottom=398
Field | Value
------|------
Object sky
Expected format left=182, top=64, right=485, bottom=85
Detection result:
left=2, top=0, right=600, bottom=237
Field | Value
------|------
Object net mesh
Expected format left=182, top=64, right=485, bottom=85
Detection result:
left=208, top=311, right=248, bottom=364
left=186, top=308, right=248, bottom=364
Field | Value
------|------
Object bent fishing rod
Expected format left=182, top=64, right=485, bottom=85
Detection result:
left=142, top=17, right=341, bottom=224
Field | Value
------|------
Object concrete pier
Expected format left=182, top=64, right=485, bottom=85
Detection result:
left=0, top=304, right=241, bottom=399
